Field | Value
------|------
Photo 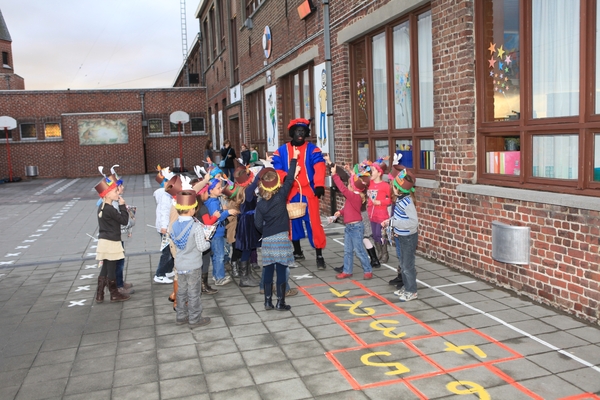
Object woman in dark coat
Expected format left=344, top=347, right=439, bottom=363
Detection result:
left=220, top=140, right=237, bottom=178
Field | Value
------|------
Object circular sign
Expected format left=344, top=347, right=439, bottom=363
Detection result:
left=262, top=26, right=272, bottom=59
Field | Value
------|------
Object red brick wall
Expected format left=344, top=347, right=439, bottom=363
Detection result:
left=0, top=88, right=207, bottom=178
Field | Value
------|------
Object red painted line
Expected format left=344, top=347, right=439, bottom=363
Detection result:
left=324, top=351, right=361, bottom=390
left=486, top=364, right=545, bottom=400
left=558, top=395, right=600, bottom=400
left=470, top=328, right=524, bottom=359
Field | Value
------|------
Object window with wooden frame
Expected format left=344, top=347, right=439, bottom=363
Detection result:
left=230, top=15, right=239, bottom=85
left=20, top=123, right=37, bottom=140
left=247, top=89, right=267, bottom=158
left=281, top=65, right=313, bottom=138
left=203, top=18, right=211, bottom=66
left=245, top=0, right=264, bottom=17
left=476, top=0, right=600, bottom=196
left=209, top=5, right=217, bottom=61
left=218, top=0, right=226, bottom=51
left=350, top=7, right=434, bottom=174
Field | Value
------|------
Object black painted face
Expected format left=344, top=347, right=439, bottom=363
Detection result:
left=291, top=126, right=307, bottom=146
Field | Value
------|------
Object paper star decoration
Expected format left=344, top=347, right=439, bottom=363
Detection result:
left=497, top=45, right=505, bottom=59
left=488, top=42, right=496, bottom=54
left=488, top=56, right=496, bottom=68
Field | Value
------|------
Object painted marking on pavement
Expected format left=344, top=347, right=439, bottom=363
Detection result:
left=75, top=286, right=90, bottom=291
left=86, top=253, right=97, bottom=257
left=85, top=264, right=98, bottom=269
left=5, top=253, right=21, bottom=257
left=68, top=300, right=87, bottom=307
left=34, top=179, right=66, bottom=195
left=15, top=246, right=30, bottom=249
left=0, top=261, right=15, bottom=265
left=144, top=174, right=151, bottom=188
left=54, top=178, right=80, bottom=194
left=80, top=274, right=94, bottom=279
left=294, top=274, right=314, bottom=280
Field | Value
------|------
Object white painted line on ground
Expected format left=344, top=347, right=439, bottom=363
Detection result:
left=85, top=264, right=98, bottom=269
left=80, top=274, right=94, bottom=279
left=294, top=274, right=314, bottom=280
left=34, top=179, right=66, bottom=195
left=68, top=300, right=86, bottom=307
left=0, top=261, right=15, bottom=265
left=15, top=246, right=30, bottom=249
left=29, top=234, right=42, bottom=237
left=75, top=286, right=90, bottom=291
left=23, top=239, right=36, bottom=243
left=431, top=281, right=477, bottom=289
left=144, top=174, right=151, bottom=188
left=86, top=233, right=98, bottom=241
left=5, top=253, right=21, bottom=257
left=54, top=178, right=80, bottom=194
left=86, top=253, right=97, bottom=257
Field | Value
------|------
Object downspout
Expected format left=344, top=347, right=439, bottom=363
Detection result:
left=322, top=0, right=334, bottom=162
left=140, top=91, right=148, bottom=173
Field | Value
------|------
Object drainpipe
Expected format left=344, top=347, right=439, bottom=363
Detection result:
left=322, top=0, right=334, bottom=163
left=140, top=91, right=148, bottom=172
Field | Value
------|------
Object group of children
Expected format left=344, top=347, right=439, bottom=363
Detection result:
left=92, top=144, right=420, bottom=332
left=327, top=155, right=420, bottom=302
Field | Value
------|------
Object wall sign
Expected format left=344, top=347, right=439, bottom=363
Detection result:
left=262, top=26, right=272, bottom=59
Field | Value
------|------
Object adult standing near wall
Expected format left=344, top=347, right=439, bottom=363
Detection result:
left=272, top=118, right=327, bottom=270
left=221, top=140, right=236, bottom=178
left=240, top=144, right=251, bottom=166
left=204, top=140, right=214, bottom=163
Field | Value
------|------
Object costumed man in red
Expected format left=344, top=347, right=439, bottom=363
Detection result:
left=272, top=118, right=327, bottom=269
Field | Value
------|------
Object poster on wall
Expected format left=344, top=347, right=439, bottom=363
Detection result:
left=218, top=110, right=224, bottom=149
left=211, top=113, right=216, bottom=153
left=313, top=62, right=328, bottom=151
left=78, top=119, right=128, bottom=145
left=265, top=85, right=278, bottom=152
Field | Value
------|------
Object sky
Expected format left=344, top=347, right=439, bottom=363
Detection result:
left=1, top=0, right=200, bottom=90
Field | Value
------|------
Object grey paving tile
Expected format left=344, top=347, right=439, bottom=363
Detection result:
left=156, top=332, right=196, bottom=349
left=249, top=360, right=299, bottom=384
left=210, top=387, right=263, bottom=400
left=15, top=377, right=68, bottom=400
left=118, top=325, right=155, bottom=341
left=159, top=375, right=208, bottom=399
left=519, top=304, right=560, bottom=318
left=71, top=355, right=115, bottom=377
left=567, top=326, right=600, bottom=344
left=280, top=340, right=327, bottom=360
left=115, top=349, right=156, bottom=370
left=39, top=335, right=82, bottom=352
left=540, top=315, right=589, bottom=331
left=0, top=353, right=37, bottom=373
left=64, top=370, right=114, bottom=395
left=223, top=312, right=263, bottom=326
left=157, top=344, right=198, bottom=363
left=82, top=318, right=120, bottom=334
left=159, top=358, right=202, bottom=380
left=1, top=340, right=43, bottom=358
left=32, top=347, right=77, bottom=367
left=558, top=366, right=600, bottom=394
left=234, top=333, right=278, bottom=352
left=518, top=374, right=586, bottom=399
left=315, top=390, right=370, bottom=400
left=196, top=338, right=238, bottom=357
left=205, top=367, right=255, bottom=392
left=0, top=368, right=28, bottom=389
left=200, top=351, right=245, bottom=373
left=63, top=389, right=111, bottom=400
left=112, top=382, right=160, bottom=400
left=228, top=322, right=269, bottom=338
left=291, top=355, right=339, bottom=377
left=535, top=330, right=590, bottom=349
left=80, top=330, right=119, bottom=347
left=240, top=346, right=288, bottom=367
left=272, top=327, right=316, bottom=344
left=113, top=364, right=159, bottom=387
left=116, top=337, right=156, bottom=355
left=75, top=342, right=118, bottom=361
left=0, top=385, right=20, bottom=400
left=528, top=351, right=592, bottom=374
left=24, top=361, right=73, bottom=384
left=501, top=337, right=556, bottom=356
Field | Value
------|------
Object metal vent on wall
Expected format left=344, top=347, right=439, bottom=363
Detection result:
left=491, top=221, right=530, bottom=265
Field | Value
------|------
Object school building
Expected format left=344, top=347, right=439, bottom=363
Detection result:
left=194, top=0, right=600, bottom=324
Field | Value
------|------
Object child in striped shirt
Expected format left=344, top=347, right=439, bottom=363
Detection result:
left=382, top=169, right=419, bottom=302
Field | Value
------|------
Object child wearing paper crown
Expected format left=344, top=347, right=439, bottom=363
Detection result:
left=94, top=176, right=131, bottom=303
left=331, top=166, right=374, bottom=280
left=255, top=146, right=300, bottom=311
left=381, top=169, right=419, bottom=302
left=366, top=158, right=392, bottom=264
left=171, top=190, right=212, bottom=328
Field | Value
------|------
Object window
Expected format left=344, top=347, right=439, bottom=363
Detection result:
left=218, top=0, right=226, bottom=50
left=20, top=123, right=37, bottom=140
left=171, top=122, right=185, bottom=134
left=2, top=51, right=8, bottom=66
left=210, top=6, right=217, bottom=60
left=350, top=8, right=434, bottom=172
left=245, top=0, right=264, bottom=17
left=203, top=19, right=210, bottom=65
left=192, top=118, right=205, bottom=134
left=44, top=123, right=61, bottom=139
left=477, top=0, right=600, bottom=195
left=230, top=15, right=239, bottom=84
left=148, top=119, right=163, bottom=135
left=247, top=89, right=267, bottom=157
left=282, top=65, right=312, bottom=125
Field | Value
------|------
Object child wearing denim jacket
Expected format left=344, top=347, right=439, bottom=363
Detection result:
left=382, top=168, right=419, bottom=302
left=171, top=190, right=212, bottom=328
left=331, top=166, right=373, bottom=280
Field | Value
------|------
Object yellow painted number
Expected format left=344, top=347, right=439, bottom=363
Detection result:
left=446, top=381, right=490, bottom=400
left=369, top=320, right=406, bottom=339
left=335, top=300, right=375, bottom=316
left=360, top=351, right=410, bottom=376
left=444, top=342, right=487, bottom=359
left=329, top=288, right=350, bottom=297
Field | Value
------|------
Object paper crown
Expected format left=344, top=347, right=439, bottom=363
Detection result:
left=393, top=168, right=416, bottom=193
left=207, top=178, right=224, bottom=193
left=353, top=161, right=371, bottom=177
left=209, top=165, right=224, bottom=178
left=175, top=190, right=198, bottom=211
left=98, top=165, right=123, bottom=187
left=388, top=164, right=404, bottom=180
left=232, top=166, right=254, bottom=187
left=350, top=173, right=369, bottom=192
left=258, top=167, right=281, bottom=191
left=223, top=181, right=241, bottom=199
left=165, top=175, right=182, bottom=197
left=370, top=157, right=389, bottom=174
left=95, top=176, right=118, bottom=198
left=155, top=165, right=174, bottom=184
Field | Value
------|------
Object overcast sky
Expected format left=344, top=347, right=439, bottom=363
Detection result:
left=1, top=0, right=200, bottom=90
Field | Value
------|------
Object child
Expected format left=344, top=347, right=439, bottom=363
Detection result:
left=204, top=178, right=239, bottom=285
left=331, top=167, right=373, bottom=280
left=367, top=158, right=392, bottom=264
left=94, top=175, right=130, bottom=303
left=382, top=169, right=418, bottom=302
left=254, top=146, right=300, bottom=311
left=154, top=167, right=176, bottom=284
left=171, top=190, right=212, bottom=328
left=194, top=175, right=219, bottom=295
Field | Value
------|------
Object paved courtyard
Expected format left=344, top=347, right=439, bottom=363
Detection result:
left=0, top=175, right=599, bottom=399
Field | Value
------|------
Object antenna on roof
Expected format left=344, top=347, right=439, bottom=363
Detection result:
left=180, top=0, right=189, bottom=87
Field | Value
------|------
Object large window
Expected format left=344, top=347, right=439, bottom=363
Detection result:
left=20, top=123, right=37, bottom=140
left=282, top=65, right=313, bottom=128
left=44, top=123, right=61, bottom=139
left=247, top=89, right=267, bottom=157
left=350, top=7, right=435, bottom=172
left=191, top=118, right=205, bottom=134
left=477, top=0, right=600, bottom=196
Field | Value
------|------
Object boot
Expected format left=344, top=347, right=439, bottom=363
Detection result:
left=239, top=261, right=259, bottom=287
left=264, top=281, right=274, bottom=310
left=275, top=283, right=291, bottom=311
left=367, top=247, right=381, bottom=268
left=231, top=261, right=240, bottom=278
left=168, top=280, right=178, bottom=302
left=95, top=276, right=106, bottom=303
left=202, top=273, right=218, bottom=295
left=108, top=279, right=130, bottom=302
left=379, top=241, right=389, bottom=263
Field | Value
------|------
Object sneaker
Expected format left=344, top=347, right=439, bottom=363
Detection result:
left=364, top=272, right=373, bottom=280
left=214, top=276, right=232, bottom=286
left=154, top=275, right=173, bottom=284
left=166, top=272, right=176, bottom=278
left=189, top=317, right=211, bottom=328
left=288, top=262, right=299, bottom=269
left=123, top=282, right=134, bottom=289
left=336, top=272, right=353, bottom=279
left=176, top=316, right=189, bottom=326
left=393, top=287, right=406, bottom=296
left=251, top=263, right=260, bottom=270
left=286, top=288, right=299, bottom=297
left=316, top=256, right=326, bottom=270
left=333, top=266, right=343, bottom=273
left=398, top=291, right=418, bottom=302
left=118, top=287, right=135, bottom=295
left=293, top=252, right=305, bottom=261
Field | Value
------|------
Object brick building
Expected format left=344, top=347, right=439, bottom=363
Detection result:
left=197, top=0, right=600, bottom=324
left=0, top=7, right=209, bottom=179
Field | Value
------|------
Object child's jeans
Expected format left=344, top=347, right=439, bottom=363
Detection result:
left=211, top=236, right=226, bottom=280
left=155, top=233, right=174, bottom=277
left=394, top=232, right=418, bottom=293
left=260, top=266, right=291, bottom=291
left=343, top=222, right=372, bottom=274
left=176, top=269, right=203, bottom=324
